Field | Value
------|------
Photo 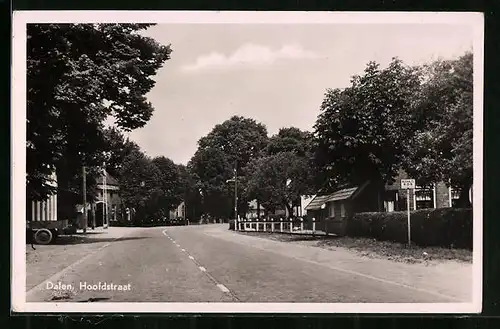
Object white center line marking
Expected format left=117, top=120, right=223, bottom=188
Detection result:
left=188, top=256, right=195, bottom=260
left=217, top=284, right=230, bottom=293
left=181, top=249, right=186, bottom=252
left=199, top=266, right=206, bottom=272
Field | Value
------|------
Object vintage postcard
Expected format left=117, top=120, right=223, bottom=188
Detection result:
left=11, top=11, right=483, bottom=313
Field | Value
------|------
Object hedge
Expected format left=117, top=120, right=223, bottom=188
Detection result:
left=346, top=208, right=472, bottom=249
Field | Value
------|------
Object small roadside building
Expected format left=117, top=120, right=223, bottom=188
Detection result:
left=169, top=201, right=186, bottom=220
left=304, top=181, right=380, bottom=235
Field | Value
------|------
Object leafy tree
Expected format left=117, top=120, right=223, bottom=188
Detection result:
left=246, top=152, right=315, bottom=216
left=403, top=52, right=473, bottom=206
left=313, top=58, right=423, bottom=194
left=152, top=156, right=182, bottom=213
left=245, top=127, right=316, bottom=216
left=118, top=150, right=164, bottom=223
left=189, top=147, right=234, bottom=218
left=190, top=116, right=268, bottom=218
left=266, top=127, right=312, bottom=157
left=103, top=127, right=141, bottom=179
left=177, top=164, right=203, bottom=220
left=27, top=23, right=171, bottom=201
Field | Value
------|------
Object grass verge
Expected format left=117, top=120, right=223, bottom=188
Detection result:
left=237, top=231, right=472, bottom=265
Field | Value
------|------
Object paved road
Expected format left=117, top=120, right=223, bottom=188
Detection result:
left=26, top=224, right=470, bottom=303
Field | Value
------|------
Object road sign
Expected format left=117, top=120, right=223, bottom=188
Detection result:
left=401, top=179, right=415, bottom=189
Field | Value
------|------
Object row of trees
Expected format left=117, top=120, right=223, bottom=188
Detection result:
left=190, top=51, right=473, bottom=219
left=27, top=23, right=171, bottom=200
left=314, top=53, right=473, bottom=207
left=188, top=117, right=317, bottom=219
left=27, top=22, right=472, bottom=224
left=26, top=23, right=176, bottom=221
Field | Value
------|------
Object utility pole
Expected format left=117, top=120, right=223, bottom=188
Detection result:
left=234, top=160, right=238, bottom=222
left=82, top=165, right=87, bottom=233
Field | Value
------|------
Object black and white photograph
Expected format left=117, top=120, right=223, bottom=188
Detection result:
left=11, top=11, right=483, bottom=313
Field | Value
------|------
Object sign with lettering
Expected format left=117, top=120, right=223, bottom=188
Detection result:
left=401, top=179, right=415, bottom=189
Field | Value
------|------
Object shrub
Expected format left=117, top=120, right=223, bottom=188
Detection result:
left=347, top=208, right=472, bottom=249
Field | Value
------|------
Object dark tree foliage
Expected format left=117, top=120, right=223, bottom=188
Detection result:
left=402, top=52, right=473, bottom=206
left=190, top=116, right=269, bottom=218
left=313, top=58, right=422, bottom=190
left=27, top=23, right=171, bottom=201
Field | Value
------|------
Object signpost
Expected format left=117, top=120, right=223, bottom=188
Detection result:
left=401, top=179, right=415, bottom=246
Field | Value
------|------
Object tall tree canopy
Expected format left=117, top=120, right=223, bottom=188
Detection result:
left=27, top=23, right=172, bottom=200
left=102, top=127, right=141, bottom=179
left=402, top=52, right=473, bottom=206
left=246, top=127, right=316, bottom=215
left=313, top=58, right=422, bottom=190
left=152, top=156, right=182, bottom=212
left=190, top=116, right=269, bottom=218
left=119, top=151, right=183, bottom=223
left=266, top=127, right=312, bottom=157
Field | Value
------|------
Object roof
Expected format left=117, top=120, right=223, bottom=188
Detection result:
left=96, top=171, right=119, bottom=186
left=304, top=185, right=365, bottom=210
left=304, top=194, right=333, bottom=210
left=327, top=187, right=359, bottom=202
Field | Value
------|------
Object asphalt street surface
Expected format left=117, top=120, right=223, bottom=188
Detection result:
left=26, top=224, right=469, bottom=303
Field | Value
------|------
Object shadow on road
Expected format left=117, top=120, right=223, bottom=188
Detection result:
left=45, top=235, right=151, bottom=245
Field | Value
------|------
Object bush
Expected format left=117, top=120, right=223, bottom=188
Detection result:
left=346, top=208, right=472, bottom=249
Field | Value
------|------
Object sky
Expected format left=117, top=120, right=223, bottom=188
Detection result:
left=127, top=23, right=473, bottom=165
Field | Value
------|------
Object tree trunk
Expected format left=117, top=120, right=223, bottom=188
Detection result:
left=285, top=202, right=294, bottom=218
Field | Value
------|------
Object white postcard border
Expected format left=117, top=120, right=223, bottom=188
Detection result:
left=11, top=10, right=484, bottom=314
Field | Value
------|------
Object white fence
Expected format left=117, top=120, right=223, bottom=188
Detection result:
left=234, top=217, right=319, bottom=235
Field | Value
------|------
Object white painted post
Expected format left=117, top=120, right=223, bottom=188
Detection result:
left=37, top=201, right=42, bottom=221
left=407, top=188, right=411, bottom=246
left=235, top=217, right=239, bottom=231
left=280, top=218, right=283, bottom=232
left=312, top=217, right=316, bottom=234
left=41, top=201, right=46, bottom=221
left=300, top=217, right=304, bottom=232
left=47, top=197, right=51, bottom=221
left=31, top=200, right=35, bottom=222
left=51, top=195, right=56, bottom=220
left=290, top=217, right=293, bottom=233
left=271, top=217, right=274, bottom=232
left=263, top=217, right=266, bottom=231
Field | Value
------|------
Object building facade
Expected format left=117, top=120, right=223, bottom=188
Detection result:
left=384, top=170, right=464, bottom=212
left=93, top=171, right=121, bottom=227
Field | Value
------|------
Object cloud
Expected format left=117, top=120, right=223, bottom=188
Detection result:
left=181, top=43, right=322, bottom=72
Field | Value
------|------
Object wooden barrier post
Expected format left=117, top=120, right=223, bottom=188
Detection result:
left=256, top=217, right=259, bottom=231
left=312, top=217, right=316, bottom=235
left=263, top=217, right=266, bottom=232
left=290, top=217, right=293, bottom=233
left=300, top=217, right=304, bottom=231
left=271, top=217, right=274, bottom=232
left=280, top=218, right=283, bottom=232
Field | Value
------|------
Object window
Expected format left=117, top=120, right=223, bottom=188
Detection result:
left=384, top=200, right=395, bottom=212
left=340, top=203, right=346, bottom=217
left=328, top=203, right=335, bottom=217
left=414, top=184, right=435, bottom=210
left=449, top=187, right=460, bottom=207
